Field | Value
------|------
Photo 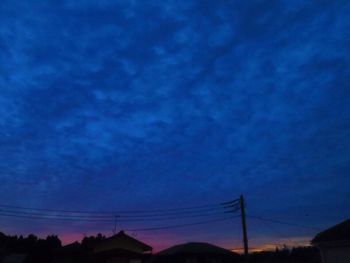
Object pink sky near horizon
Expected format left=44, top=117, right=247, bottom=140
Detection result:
left=55, top=230, right=313, bottom=253
left=0, top=219, right=314, bottom=253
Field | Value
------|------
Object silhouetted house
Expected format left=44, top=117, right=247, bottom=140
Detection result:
left=311, top=219, right=350, bottom=263
left=52, top=231, right=152, bottom=263
left=91, top=231, right=152, bottom=263
left=155, top=242, right=240, bottom=263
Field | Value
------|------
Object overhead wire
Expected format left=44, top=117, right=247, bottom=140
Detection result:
left=247, top=215, right=321, bottom=231
left=0, top=207, right=240, bottom=222
left=0, top=207, right=236, bottom=219
left=0, top=199, right=239, bottom=215
left=0, top=199, right=240, bottom=227
left=0, top=199, right=241, bottom=234
left=125, top=216, right=239, bottom=232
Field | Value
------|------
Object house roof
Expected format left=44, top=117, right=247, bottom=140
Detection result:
left=157, top=242, right=237, bottom=256
left=96, top=231, right=152, bottom=252
left=312, top=219, right=350, bottom=244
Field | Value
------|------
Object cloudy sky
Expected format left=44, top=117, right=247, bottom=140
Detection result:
left=0, top=0, right=350, bottom=251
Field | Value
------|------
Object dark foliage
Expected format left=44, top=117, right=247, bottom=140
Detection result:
left=81, top=233, right=106, bottom=250
left=0, top=232, right=61, bottom=263
left=1, top=231, right=322, bottom=263
left=249, top=245, right=321, bottom=263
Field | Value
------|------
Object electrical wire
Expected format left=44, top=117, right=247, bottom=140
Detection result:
left=0, top=207, right=235, bottom=219
left=0, top=199, right=240, bottom=223
left=125, top=216, right=239, bottom=232
left=247, top=215, right=321, bottom=230
left=0, top=199, right=239, bottom=215
left=0, top=208, right=240, bottom=222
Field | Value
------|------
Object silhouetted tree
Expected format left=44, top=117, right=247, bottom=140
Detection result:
left=0, top=232, right=62, bottom=263
left=249, top=245, right=321, bottom=263
left=82, top=233, right=106, bottom=251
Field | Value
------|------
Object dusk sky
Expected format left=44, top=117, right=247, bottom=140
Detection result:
left=1, top=0, right=350, bottom=252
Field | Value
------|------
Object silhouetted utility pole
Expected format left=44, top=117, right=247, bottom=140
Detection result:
left=240, top=195, right=249, bottom=263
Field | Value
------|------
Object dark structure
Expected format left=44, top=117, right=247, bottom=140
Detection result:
left=311, top=219, right=350, bottom=263
left=52, top=231, right=152, bottom=263
left=155, top=242, right=240, bottom=263
left=91, top=231, right=152, bottom=263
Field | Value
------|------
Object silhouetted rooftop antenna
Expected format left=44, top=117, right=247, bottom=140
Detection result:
left=112, top=215, right=119, bottom=235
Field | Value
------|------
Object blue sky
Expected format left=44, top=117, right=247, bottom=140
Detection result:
left=1, top=0, right=350, bottom=251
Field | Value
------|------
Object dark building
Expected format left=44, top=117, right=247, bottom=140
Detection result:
left=52, top=231, right=152, bottom=263
left=91, top=231, right=152, bottom=263
left=311, top=219, right=350, bottom=263
left=155, top=242, right=240, bottom=263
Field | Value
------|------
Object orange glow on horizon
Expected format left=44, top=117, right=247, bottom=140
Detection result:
left=45, top=229, right=313, bottom=254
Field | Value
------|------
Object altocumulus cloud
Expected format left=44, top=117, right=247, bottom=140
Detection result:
left=0, top=0, right=350, bottom=248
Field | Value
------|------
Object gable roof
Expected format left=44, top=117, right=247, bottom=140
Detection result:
left=157, top=242, right=237, bottom=256
left=95, top=231, right=152, bottom=252
left=312, top=219, right=350, bottom=244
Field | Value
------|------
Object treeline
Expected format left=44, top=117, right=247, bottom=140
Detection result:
left=249, top=245, right=321, bottom=263
left=0, top=232, right=108, bottom=251
left=0, top=232, right=321, bottom=263
left=80, top=233, right=106, bottom=249
left=0, top=232, right=61, bottom=262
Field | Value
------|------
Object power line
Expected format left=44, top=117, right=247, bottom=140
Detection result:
left=250, top=215, right=293, bottom=244
left=0, top=199, right=241, bottom=236
left=0, top=208, right=240, bottom=222
left=125, top=216, right=239, bottom=232
left=0, top=209, right=114, bottom=219
left=247, top=215, right=321, bottom=231
left=0, top=199, right=238, bottom=215
left=0, top=212, right=116, bottom=222
left=117, top=207, right=237, bottom=217
left=0, top=214, right=240, bottom=233
left=0, top=207, right=235, bottom=219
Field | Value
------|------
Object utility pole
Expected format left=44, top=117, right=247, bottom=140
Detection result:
left=240, top=195, right=249, bottom=263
